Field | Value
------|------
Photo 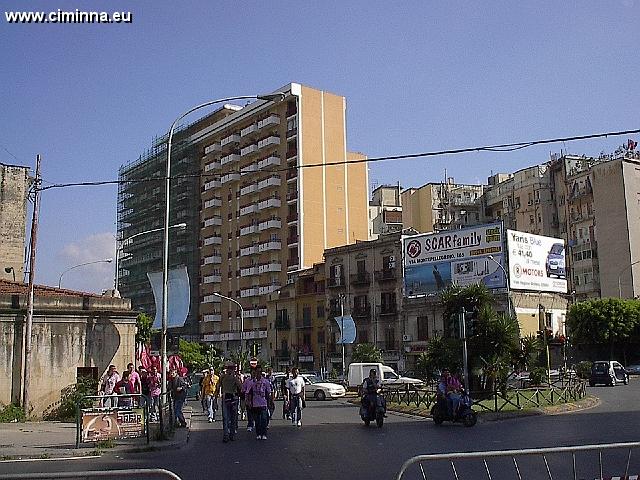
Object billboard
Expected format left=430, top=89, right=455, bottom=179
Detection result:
left=403, top=223, right=506, bottom=297
left=81, top=408, right=145, bottom=442
left=506, top=230, right=567, bottom=293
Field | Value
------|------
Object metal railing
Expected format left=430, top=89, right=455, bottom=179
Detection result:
left=396, top=441, right=640, bottom=480
left=0, top=469, right=183, bottom=480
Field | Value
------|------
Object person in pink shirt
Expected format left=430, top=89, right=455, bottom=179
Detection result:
left=242, top=370, right=256, bottom=432
left=147, top=365, right=162, bottom=421
left=247, top=365, right=272, bottom=440
left=126, top=363, right=142, bottom=404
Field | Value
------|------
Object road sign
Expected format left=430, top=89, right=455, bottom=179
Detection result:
left=249, top=358, right=258, bottom=368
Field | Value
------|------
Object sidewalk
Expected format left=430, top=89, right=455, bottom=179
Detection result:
left=0, top=407, right=192, bottom=461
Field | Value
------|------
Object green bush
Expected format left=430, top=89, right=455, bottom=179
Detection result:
left=43, top=377, right=98, bottom=422
left=575, top=361, right=593, bottom=379
left=529, top=367, right=547, bottom=385
left=0, top=403, right=26, bottom=423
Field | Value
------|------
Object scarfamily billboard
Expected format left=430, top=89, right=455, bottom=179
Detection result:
left=403, top=223, right=506, bottom=297
left=506, top=229, right=567, bottom=293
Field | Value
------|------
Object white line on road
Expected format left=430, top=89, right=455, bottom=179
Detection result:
left=0, top=455, right=100, bottom=463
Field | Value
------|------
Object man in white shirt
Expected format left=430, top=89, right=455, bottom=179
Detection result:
left=286, top=367, right=305, bottom=427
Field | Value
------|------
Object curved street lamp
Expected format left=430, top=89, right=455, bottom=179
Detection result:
left=212, top=292, right=245, bottom=357
left=58, top=258, right=113, bottom=288
left=618, top=260, right=640, bottom=298
left=159, top=92, right=286, bottom=429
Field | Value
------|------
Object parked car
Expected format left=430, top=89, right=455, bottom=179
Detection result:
left=272, top=373, right=346, bottom=400
left=589, top=361, right=628, bottom=386
left=625, top=364, right=640, bottom=375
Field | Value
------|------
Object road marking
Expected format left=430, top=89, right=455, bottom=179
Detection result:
left=0, top=455, right=100, bottom=463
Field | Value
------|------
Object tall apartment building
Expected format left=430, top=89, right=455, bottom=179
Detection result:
left=402, top=179, right=484, bottom=233
left=368, top=184, right=402, bottom=239
left=0, top=163, right=31, bottom=283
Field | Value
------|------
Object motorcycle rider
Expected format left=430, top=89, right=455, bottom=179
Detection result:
left=446, top=372, right=463, bottom=417
left=361, top=369, right=383, bottom=414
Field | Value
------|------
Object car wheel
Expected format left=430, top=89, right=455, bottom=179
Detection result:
left=314, top=390, right=326, bottom=401
left=624, top=376, right=629, bottom=385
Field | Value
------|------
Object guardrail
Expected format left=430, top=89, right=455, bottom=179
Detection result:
left=0, top=469, right=183, bottom=480
left=395, top=441, right=640, bottom=480
left=381, top=378, right=587, bottom=413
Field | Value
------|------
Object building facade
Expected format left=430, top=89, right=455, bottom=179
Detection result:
left=368, top=184, right=402, bottom=240
left=0, top=163, right=31, bottom=283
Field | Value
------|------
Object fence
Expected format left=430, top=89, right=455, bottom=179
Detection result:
left=381, top=378, right=587, bottom=413
left=395, top=441, right=640, bottom=480
left=0, top=469, right=183, bottom=480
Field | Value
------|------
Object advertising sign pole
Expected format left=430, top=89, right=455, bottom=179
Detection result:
left=340, top=294, right=345, bottom=377
left=460, top=307, right=469, bottom=391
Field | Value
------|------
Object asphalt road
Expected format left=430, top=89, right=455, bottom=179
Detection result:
left=2, top=380, right=640, bottom=480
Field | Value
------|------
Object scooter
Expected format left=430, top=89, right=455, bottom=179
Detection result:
left=360, top=392, right=386, bottom=428
left=431, top=391, right=477, bottom=427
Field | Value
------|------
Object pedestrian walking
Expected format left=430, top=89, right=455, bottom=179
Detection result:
left=127, top=363, right=142, bottom=398
left=215, top=361, right=242, bottom=443
left=99, top=365, right=120, bottom=408
left=265, top=367, right=276, bottom=427
left=201, top=367, right=219, bottom=423
left=242, top=369, right=256, bottom=432
left=247, top=364, right=272, bottom=440
left=199, top=369, right=208, bottom=414
left=287, top=367, right=306, bottom=427
left=280, top=367, right=291, bottom=419
left=139, top=367, right=149, bottom=407
left=147, top=365, right=161, bottom=421
left=169, top=369, right=188, bottom=428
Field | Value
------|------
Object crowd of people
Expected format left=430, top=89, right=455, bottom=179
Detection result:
left=99, top=363, right=163, bottom=421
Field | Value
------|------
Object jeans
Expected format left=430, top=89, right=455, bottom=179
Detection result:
left=102, top=394, right=118, bottom=408
left=206, top=395, right=217, bottom=420
left=447, top=393, right=461, bottom=416
left=244, top=401, right=254, bottom=428
left=149, top=395, right=160, bottom=419
left=290, top=394, right=302, bottom=423
left=253, top=407, right=268, bottom=436
left=222, top=397, right=238, bottom=440
left=174, top=396, right=186, bottom=426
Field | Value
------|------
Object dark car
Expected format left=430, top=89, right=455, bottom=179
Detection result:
left=625, top=364, right=640, bottom=375
left=589, top=361, right=628, bottom=387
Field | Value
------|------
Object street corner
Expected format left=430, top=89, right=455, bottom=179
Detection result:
left=543, top=394, right=600, bottom=415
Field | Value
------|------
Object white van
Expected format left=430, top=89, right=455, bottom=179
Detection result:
left=348, top=363, right=424, bottom=389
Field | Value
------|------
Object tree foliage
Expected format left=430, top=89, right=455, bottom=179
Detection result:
left=351, top=343, right=383, bottom=363
left=567, top=298, right=640, bottom=346
left=135, top=313, right=154, bottom=346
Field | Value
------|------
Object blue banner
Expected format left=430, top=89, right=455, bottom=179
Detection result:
left=147, top=266, right=191, bottom=329
left=334, top=315, right=356, bottom=344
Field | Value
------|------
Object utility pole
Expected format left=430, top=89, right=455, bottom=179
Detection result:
left=340, top=294, right=345, bottom=378
left=22, top=154, right=42, bottom=411
left=460, top=307, right=469, bottom=391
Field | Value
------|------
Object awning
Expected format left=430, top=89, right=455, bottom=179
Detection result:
left=334, top=315, right=356, bottom=344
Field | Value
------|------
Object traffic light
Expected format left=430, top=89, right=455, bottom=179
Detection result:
left=459, top=307, right=479, bottom=338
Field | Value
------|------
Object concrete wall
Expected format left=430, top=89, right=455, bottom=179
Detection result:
left=0, top=294, right=136, bottom=416
left=0, top=165, right=30, bottom=282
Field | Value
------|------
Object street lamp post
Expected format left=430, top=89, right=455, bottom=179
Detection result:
left=339, top=293, right=346, bottom=378
left=58, top=259, right=113, bottom=289
left=488, top=255, right=514, bottom=318
left=212, top=292, right=245, bottom=356
left=114, top=223, right=187, bottom=295
left=618, top=260, right=640, bottom=298
left=160, top=93, right=285, bottom=417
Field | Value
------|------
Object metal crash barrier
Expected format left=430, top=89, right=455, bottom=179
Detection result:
left=396, top=442, right=640, bottom=480
left=0, top=469, right=183, bottom=480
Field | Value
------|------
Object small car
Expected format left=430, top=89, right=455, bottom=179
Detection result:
left=545, top=243, right=566, bottom=279
left=589, top=361, right=628, bottom=387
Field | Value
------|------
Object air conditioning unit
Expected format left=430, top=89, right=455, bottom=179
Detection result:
left=402, top=334, right=413, bottom=342
left=286, top=278, right=295, bottom=285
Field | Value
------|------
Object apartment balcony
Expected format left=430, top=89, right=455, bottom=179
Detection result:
left=202, top=294, right=221, bottom=303
left=286, top=191, right=298, bottom=203
left=203, top=216, right=223, bottom=227
left=245, top=307, right=268, bottom=318
left=259, top=284, right=281, bottom=295
left=239, top=204, right=258, bottom=216
left=259, top=240, right=281, bottom=252
left=203, top=274, right=222, bottom=284
left=375, top=268, right=397, bottom=282
left=257, top=175, right=281, bottom=191
left=327, top=276, right=346, bottom=288
left=350, top=272, right=371, bottom=286
left=377, top=304, right=398, bottom=316
left=257, top=136, right=280, bottom=150
left=258, top=155, right=281, bottom=170
left=221, top=133, right=240, bottom=147
left=258, top=198, right=281, bottom=211
left=240, top=265, right=260, bottom=277
left=258, top=262, right=281, bottom=274
left=287, top=234, right=299, bottom=245
left=240, top=183, right=257, bottom=195
left=287, top=213, right=298, bottom=224
left=203, top=197, right=222, bottom=208
left=203, top=235, right=222, bottom=246
left=221, top=172, right=241, bottom=184
left=203, top=179, right=221, bottom=191
left=258, top=219, right=281, bottom=231
left=240, top=124, right=257, bottom=137
left=202, top=313, right=222, bottom=322
left=204, top=142, right=222, bottom=155
left=240, top=163, right=258, bottom=176
left=240, top=245, right=259, bottom=257
left=240, top=144, right=258, bottom=157
left=203, top=255, right=222, bottom=265
left=240, top=224, right=259, bottom=236
left=286, top=169, right=298, bottom=182
left=352, top=304, right=371, bottom=319
left=287, top=258, right=299, bottom=269
left=258, top=114, right=280, bottom=129
left=204, top=160, right=221, bottom=172
left=220, top=153, right=240, bottom=166
left=240, top=287, right=260, bottom=298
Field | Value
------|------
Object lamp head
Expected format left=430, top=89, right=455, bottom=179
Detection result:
left=4, top=267, right=13, bottom=273
left=257, top=92, right=286, bottom=103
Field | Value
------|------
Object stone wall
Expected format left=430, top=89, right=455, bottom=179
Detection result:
left=0, top=164, right=31, bottom=282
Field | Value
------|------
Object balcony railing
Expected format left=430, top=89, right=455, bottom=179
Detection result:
left=203, top=196, right=222, bottom=209
left=286, top=169, right=298, bottom=181
left=327, top=276, right=345, bottom=288
left=204, top=160, right=221, bottom=172
left=221, top=133, right=240, bottom=146
left=221, top=172, right=241, bottom=184
left=240, top=183, right=257, bottom=195
left=375, top=268, right=397, bottom=282
left=240, top=124, right=257, bottom=137
left=258, top=155, right=281, bottom=169
left=258, top=219, right=281, bottom=231
left=350, top=272, right=371, bottom=286
left=204, top=142, right=221, bottom=155
left=377, top=304, right=398, bottom=316
left=240, top=224, right=259, bottom=236
left=257, top=136, right=280, bottom=150
left=258, top=115, right=280, bottom=129
left=220, top=153, right=240, bottom=165
left=240, top=144, right=258, bottom=157
left=203, top=235, right=222, bottom=245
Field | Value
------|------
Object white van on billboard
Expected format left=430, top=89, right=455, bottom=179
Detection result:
left=506, top=230, right=568, bottom=293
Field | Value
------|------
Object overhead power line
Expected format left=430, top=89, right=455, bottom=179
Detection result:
left=38, top=127, right=640, bottom=191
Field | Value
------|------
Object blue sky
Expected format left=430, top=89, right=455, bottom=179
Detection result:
left=2, top=0, right=639, bottom=292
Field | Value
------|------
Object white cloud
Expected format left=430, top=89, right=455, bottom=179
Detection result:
left=57, top=232, right=115, bottom=293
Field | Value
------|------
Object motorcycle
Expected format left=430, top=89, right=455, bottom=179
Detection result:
left=431, top=391, right=477, bottom=427
left=360, top=392, right=386, bottom=428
